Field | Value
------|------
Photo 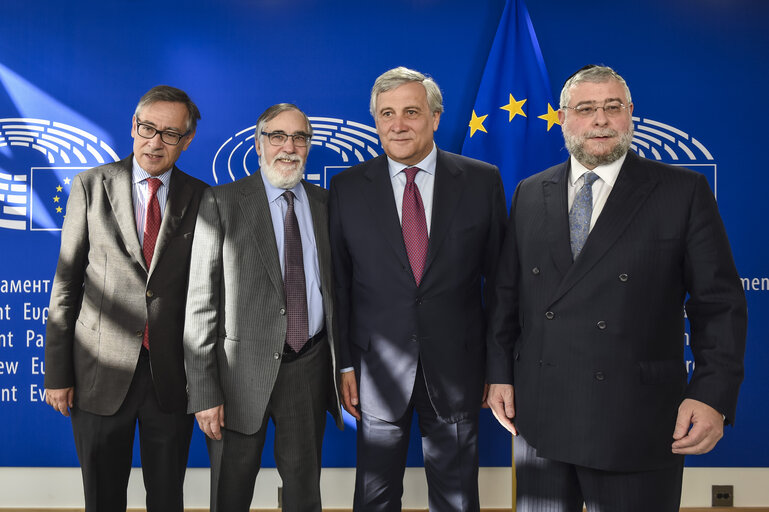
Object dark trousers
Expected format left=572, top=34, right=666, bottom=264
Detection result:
left=354, top=362, right=480, bottom=512
left=70, top=350, right=193, bottom=512
left=206, top=338, right=330, bottom=512
left=514, top=432, right=684, bottom=512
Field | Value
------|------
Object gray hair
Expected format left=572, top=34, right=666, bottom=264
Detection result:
left=559, top=65, right=632, bottom=109
left=255, top=103, right=313, bottom=144
left=369, top=66, right=444, bottom=117
left=134, top=85, right=201, bottom=133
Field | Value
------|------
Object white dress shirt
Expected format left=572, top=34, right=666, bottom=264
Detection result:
left=567, top=153, right=627, bottom=232
left=387, top=144, right=437, bottom=234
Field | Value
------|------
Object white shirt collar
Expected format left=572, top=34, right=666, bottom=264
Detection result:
left=569, top=152, right=627, bottom=187
left=387, top=143, right=438, bottom=179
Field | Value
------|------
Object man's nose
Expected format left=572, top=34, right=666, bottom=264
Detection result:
left=592, top=108, right=609, bottom=125
left=281, top=136, right=296, bottom=152
left=148, top=133, right=165, bottom=148
left=391, top=115, right=407, bottom=131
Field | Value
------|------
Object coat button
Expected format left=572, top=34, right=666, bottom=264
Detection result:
left=596, top=320, right=607, bottom=329
left=532, top=267, right=540, bottom=275
left=273, top=352, right=281, bottom=360
left=619, top=273, right=629, bottom=282
left=279, top=308, right=286, bottom=315
left=545, top=311, right=555, bottom=320
left=514, top=352, right=520, bottom=361
left=416, top=297, right=422, bottom=305
left=411, top=334, right=417, bottom=342
left=135, top=330, right=143, bottom=337
left=594, top=371, right=605, bottom=381
left=146, top=290, right=154, bottom=298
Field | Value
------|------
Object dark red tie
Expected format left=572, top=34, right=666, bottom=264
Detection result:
left=283, top=191, right=309, bottom=353
left=402, top=167, right=429, bottom=286
left=142, top=178, right=162, bottom=350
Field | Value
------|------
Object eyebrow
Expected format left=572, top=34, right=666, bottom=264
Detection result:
left=137, top=117, right=184, bottom=133
left=266, top=130, right=311, bottom=136
left=574, top=97, right=625, bottom=106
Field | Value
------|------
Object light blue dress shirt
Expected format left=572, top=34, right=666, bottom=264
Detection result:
left=132, top=157, right=171, bottom=246
left=261, top=171, right=324, bottom=338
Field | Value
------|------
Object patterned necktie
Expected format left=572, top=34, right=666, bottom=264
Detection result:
left=401, top=167, right=429, bottom=286
left=283, top=191, right=309, bottom=353
left=569, top=171, right=600, bottom=259
left=142, top=177, right=162, bottom=350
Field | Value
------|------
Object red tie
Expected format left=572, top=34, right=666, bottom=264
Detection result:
left=142, top=178, right=162, bottom=350
left=402, top=167, right=429, bottom=286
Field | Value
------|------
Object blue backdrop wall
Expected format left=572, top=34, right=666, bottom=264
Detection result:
left=0, top=0, right=766, bottom=469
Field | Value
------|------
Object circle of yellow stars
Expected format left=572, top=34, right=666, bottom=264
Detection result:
left=468, top=94, right=561, bottom=137
left=52, top=176, right=72, bottom=215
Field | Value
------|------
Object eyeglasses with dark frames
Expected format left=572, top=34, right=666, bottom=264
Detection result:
left=261, top=131, right=311, bottom=147
left=135, top=120, right=189, bottom=146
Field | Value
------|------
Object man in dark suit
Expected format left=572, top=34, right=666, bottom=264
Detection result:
left=486, top=65, right=747, bottom=511
left=330, top=67, right=507, bottom=511
left=183, top=103, right=342, bottom=512
left=44, top=85, right=208, bottom=512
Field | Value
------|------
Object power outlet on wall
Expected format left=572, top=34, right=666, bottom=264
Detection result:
left=712, top=484, right=734, bottom=507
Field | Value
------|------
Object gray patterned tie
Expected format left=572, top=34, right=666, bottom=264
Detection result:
left=569, top=171, right=600, bottom=259
left=283, top=191, right=308, bottom=353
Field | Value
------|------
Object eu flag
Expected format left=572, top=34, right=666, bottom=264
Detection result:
left=461, top=0, right=564, bottom=199
left=30, top=167, right=84, bottom=231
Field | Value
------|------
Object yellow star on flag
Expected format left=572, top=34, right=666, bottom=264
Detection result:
left=501, top=94, right=527, bottom=121
left=63, top=177, right=71, bottom=185
left=468, top=110, right=488, bottom=137
left=537, top=103, right=561, bottom=131
left=56, top=185, right=63, bottom=192
left=56, top=207, right=63, bottom=213
left=53, top=196, right=60, bottom=203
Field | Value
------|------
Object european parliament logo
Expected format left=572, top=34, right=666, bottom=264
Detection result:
left=0, top=118, right=118, bottom=231
left=213, top=117, right=383, bottom=186
left=630, top=116, right=718, bottom=197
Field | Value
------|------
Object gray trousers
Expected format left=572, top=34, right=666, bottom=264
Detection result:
left=206, top=339, right=330, bottom=512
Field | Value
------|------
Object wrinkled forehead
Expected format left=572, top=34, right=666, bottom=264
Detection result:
left=568, top=79, right=628, bottom=104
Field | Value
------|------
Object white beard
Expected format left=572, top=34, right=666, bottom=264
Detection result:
left=260, top=152, right=305, bottom=189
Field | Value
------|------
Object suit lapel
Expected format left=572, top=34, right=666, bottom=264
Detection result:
left=149, top=168, right=193, bottom=276
left=304, top=182, right=331, bottom=290
left=239, top=172, right=285, bottom=299
left=423, top=150, right=463, bottom=278
left=103, top=158, right=146, bottom=271
left=549, top=152, right=657, bottom=305
left=542, top=162, right=573, bottom=278
left=360, top=156, right=412, bottom=271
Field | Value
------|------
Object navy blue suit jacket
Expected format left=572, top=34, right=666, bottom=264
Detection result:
left=487, top=151, right=747, bottom=471
left=330, top=150, right=507, bottom=423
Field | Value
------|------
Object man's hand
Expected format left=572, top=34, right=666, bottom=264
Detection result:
left=672, top=398, right=724, bottom=454
left=340, top=371, right=361, bottom=421
left=195, top=405, right=225, bottom=440
left=487, top=384, right=517, bottom=435
left=45, top=387, right=74, bottom=417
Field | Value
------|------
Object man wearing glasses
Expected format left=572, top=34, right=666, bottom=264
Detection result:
left=183, top=103, right=342, bottom=512
left=44, top=85, right=208, bottom=511
left=486, top=65, right=746, bottom=511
